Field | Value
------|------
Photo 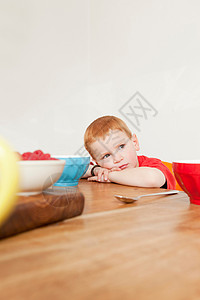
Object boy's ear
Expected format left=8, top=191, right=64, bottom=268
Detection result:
left=131, top=134, right=140, bottom=151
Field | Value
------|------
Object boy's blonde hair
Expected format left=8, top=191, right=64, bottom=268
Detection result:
left=84, top=115, right=132, bottom=157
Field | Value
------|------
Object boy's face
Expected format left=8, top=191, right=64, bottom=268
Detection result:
left=90, top=130, right=140, bottom=170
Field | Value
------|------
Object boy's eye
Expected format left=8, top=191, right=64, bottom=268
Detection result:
left=119, top=144, right=125, bottom=149
left=102, top=153, right=110, bottom=159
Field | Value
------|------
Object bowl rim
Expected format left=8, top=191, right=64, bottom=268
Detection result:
left=173, top=160, right=200, bottom=164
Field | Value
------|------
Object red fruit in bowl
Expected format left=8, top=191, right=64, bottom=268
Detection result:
left=20, top=150, right=58, bottom=161
left=42, top=153, right=51, bottom=160
left=33, top=150, right=44, bottom=158
left=29, top=153, right=39, bottom=160
left=22, top=152, right=32, bottom=160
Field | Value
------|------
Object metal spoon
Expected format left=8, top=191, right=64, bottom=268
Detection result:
left=115, top=190, right=179, bottom=203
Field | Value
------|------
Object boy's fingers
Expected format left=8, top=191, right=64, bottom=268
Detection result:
left=97, top=171, right=103, bottom=181
left=87, top=175, right=110, bottom=183
left=88, top=176, right=98, bottom=181
left=90, top=168, right=110, bottom=182
left=104, top=170, right=109, bottom=181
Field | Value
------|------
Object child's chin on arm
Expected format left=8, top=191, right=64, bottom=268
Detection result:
left=108, top=167, right=166, bottom=188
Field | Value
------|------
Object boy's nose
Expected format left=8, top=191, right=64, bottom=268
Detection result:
left=113, top=153, right=123, bottom=163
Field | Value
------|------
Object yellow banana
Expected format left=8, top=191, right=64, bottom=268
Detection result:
left=0, top=137, right=19, bottom=225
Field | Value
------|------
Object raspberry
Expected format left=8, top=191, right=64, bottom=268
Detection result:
left=29, top=153, right=39, bottom=160
left=42, top=153, right=51, bottom=160
left=22, top=152, right=32, bottom=160
left=33, top=150, right=44, bottom=158
left=21, top=150, right=58, bottom=160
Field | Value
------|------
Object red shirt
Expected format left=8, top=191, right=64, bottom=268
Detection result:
left=138, top=155, right=176, bottom=189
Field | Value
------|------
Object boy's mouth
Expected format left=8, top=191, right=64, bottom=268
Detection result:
left=119, top=164, right=129, bottom=170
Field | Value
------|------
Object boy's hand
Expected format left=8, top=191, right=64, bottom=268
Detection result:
left=88, top=166, right=121, bottom=183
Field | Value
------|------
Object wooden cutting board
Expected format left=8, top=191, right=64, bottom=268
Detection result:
left=0, top=187, right=84, bottom=239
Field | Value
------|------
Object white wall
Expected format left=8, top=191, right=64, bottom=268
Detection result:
left=0, top=0, right=90, bottom=154
left=89, top=0, right=200, bottom=161
left=1, top=0, right=200, bottom=161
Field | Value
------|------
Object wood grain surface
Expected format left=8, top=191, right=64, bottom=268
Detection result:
left=1, top=180, right=198, bottom=300
left=78, top=179, right=188, bottom=213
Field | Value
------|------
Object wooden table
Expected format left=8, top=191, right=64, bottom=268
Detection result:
left=1, top=179, right=200, bottom=300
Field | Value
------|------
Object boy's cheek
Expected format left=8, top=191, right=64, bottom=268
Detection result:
left=98, top=161, right=105, bottom=168
left=101, top=162, right=112, bottom=169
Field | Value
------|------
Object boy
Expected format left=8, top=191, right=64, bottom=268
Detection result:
left=83, top=115, right=176, bottom=189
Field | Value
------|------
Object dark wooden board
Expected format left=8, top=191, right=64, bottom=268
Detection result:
left=0, top=187, right=84, bottom=239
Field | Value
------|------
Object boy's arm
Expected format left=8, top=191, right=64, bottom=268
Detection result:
left=108, top=167, right=166, bottom=188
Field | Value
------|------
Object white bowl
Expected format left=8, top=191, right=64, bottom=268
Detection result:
left=18, top=160, right=65, bottom=196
